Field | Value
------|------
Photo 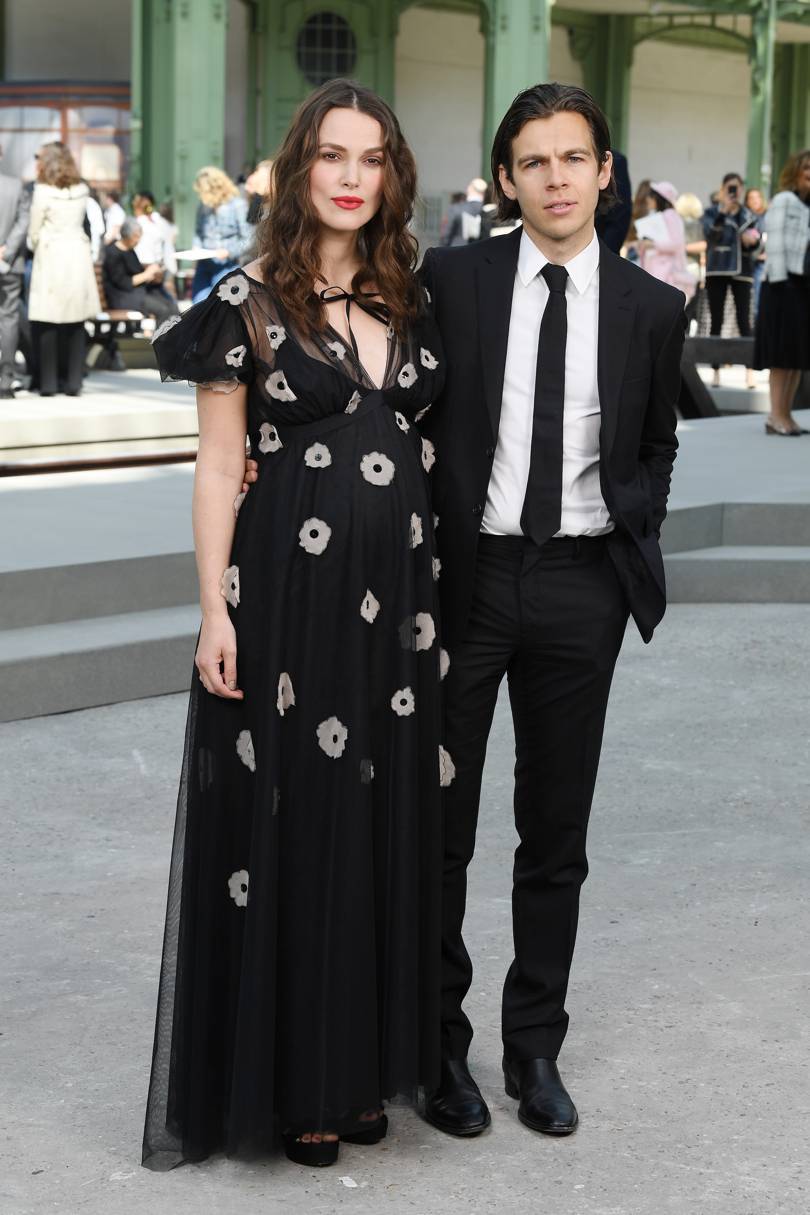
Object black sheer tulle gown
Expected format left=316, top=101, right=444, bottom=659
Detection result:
left=142, top=269, right=449, bottom=1170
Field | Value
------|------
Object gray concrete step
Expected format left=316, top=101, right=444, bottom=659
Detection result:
left=0, top=552, right=197, bottom=630
left=0, top=605, right=198, bottom=721
left=666, top=545, right=810, bottom=603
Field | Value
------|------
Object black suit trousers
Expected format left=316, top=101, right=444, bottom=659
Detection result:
left=441, top=532, right=629, bottom=1062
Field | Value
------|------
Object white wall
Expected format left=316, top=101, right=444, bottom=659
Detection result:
left=395, top=6, right=484, bottom=197
left=5, top=0, right=131, bottom=81
left=628, top=40, right=750, bottom=205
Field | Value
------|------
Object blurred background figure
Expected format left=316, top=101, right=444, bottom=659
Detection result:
left=27, top=143, right=100, bottom=397
left=625, top=178, right=652, bottom=261
left=84, top=185, right=106, bottom=263
left=744, top=185, right=769, bottom=317
left=753, top=149, right=810, bottom=436
left=594, top=149, right=632, bottom=254
left=190, top=166, right=252, bottom=302
left=102, top=217, right=179, bottom=325
left=0, top=144, right=31, bottom=399
left=440, top=176, right=487, bottom=246
left=132, top=190, right=177, bottom=291
left=100, top=189, right=125, bottom=244
left=244, top=158, right=274, bottom=226
left=676, top=191, right=706, bottom=325
left=632, top=179, right=695, bottom=303
left=702, top=172, right=761, bottom=386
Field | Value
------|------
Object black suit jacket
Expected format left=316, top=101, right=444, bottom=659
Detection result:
left=420, top=228, right=685, bottom=649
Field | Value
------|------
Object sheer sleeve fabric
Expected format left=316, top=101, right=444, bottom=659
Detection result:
left=151, top=279, right=254, bottom=394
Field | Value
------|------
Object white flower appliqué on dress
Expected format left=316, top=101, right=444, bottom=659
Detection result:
left=360, top=589, right=381, bottom=623
left=399, top=612, right=436, bottom=653
left=420, top=347, right=439, bottom=370
left=414, top=403, right=432, bottom=423
left=217, top=275, right=250, bottom=306
left=439, top=648, right=450, bottom=680
left=409, top=513, right=423, bottom=549
left=228, top=869, right=249, bottom=907
left=299, top=517, right=332, bottom=555
left=317, top=716, right=348, bottom=759
left=266, top=370, right=297, bottom=402
left=304, top=442, right=332, bottom=469
left=265, top=323, right=286, bottom=349
left=346, top=390, right=361, bottom=414
left=432, top=556, right=442, bottom=581
left=326, top=339, right=347, bottom=361
left=233, top=490, right=246, bottom=517
left=439, top=745, right=456, bottom=787
left=258, top=421, right=283, bottom=453
left=225, top=344, right=246, bottom=368
left=397, top=362, right=417, bottom=389
left=360, top=452, right=395, bottom=486
left=421, top=437, right=436, bottom=472
left=277, top=672, right=295, bottom=715
left=220, top=565, right=240, bottom=607
left=391, top=687, right=415, bottom=717
left=151, top=314, right=182, bottom=343
left=395, top=411, right=409, bottom=432
left=236, top=729, right=255, bottom=772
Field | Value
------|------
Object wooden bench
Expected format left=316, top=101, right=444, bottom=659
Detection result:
left=86, top=264, right=147, bottom=370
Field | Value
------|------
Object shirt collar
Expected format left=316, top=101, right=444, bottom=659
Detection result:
left=517, top=228, right=600, bottom=295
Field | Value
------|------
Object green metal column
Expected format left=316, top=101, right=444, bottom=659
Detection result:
left=483, top=0, right=552, bottom=175
left=746, top=0, right=777, bottom=193
left=566, top=13, right=634, bottom=154
left=172, top=0, right=229, bottom=246
left=130, top=0, right=227, bottom=245
left=773, top=43, right=810, bottom=185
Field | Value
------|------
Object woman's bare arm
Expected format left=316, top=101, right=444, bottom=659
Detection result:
left=193, top=382, right=248, bottom=699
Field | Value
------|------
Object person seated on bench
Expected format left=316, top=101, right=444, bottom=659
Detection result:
left=102, top=218, right=178, bottom=324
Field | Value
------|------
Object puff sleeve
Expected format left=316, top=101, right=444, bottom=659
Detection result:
left=151, top=275, right=254, bottom=393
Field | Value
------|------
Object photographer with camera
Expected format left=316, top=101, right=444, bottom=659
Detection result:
left=702, top=172, right=761, bottom=386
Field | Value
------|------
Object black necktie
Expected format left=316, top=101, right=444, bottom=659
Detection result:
left=520, top=262, right=568, bottom=548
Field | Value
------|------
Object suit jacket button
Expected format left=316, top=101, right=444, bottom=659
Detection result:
left=485, top=446, right=494, bottom=458
left=472, top=503, right=483, bottom=515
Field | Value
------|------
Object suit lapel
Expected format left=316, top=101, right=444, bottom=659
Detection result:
left=597, top=245, right=636, bottom=455
left=475, top=226, right=522, bottom=441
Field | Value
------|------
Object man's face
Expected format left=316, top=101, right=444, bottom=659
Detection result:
left=498, top=110, right=611, bottom=251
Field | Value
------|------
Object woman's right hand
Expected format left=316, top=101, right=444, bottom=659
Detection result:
left=196, top=612, right=243, bottom=699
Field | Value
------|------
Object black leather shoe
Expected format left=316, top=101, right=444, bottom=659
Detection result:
left=503, top=1057, right=578, bottom=1135
left=424, top=1058, right=491, bottom=1137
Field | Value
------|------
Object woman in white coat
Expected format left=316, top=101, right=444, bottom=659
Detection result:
left=28, top=143, right=100, bottom=395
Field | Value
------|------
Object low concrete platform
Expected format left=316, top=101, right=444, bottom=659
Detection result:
left=2, top=603, right=808, bottom=1215
left=2, top=411, right=810, bottom=720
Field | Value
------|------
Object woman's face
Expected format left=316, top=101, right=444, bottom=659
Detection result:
left=308, top=107, right=386, bottom=235
left=798, top=159, right=810, bottom=200
left=746, top=188, right=764, bottom=213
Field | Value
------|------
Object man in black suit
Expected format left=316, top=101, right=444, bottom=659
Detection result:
left=419, top=83, right=685, bottom=1139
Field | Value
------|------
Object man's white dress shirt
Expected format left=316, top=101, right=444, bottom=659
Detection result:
left=482, top=229, right=613, bottom=538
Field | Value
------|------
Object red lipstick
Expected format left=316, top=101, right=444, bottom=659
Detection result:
left=333, top=196, right=364, bottom=210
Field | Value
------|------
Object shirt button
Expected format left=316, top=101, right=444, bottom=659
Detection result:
left=472, top=503, right=483, bottom=515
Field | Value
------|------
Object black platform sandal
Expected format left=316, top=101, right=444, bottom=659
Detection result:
left=343, top=1113, right=388, bottom=1145
left=282, top=1132, right=340, bottom=1167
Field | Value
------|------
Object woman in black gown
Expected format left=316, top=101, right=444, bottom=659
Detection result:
left=142, top=80, right=448, bottom=1171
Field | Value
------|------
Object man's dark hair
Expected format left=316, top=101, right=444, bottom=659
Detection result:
left=136, top=189, right=156, bottom=205
left=722, top=172, right=742, bottom=186
left=491, top=82, right=618, bottom=222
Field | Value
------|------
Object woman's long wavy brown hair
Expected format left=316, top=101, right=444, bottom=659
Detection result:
left=256, top=79, right=420, bottom=337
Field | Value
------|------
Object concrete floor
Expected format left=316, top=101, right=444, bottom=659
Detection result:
left=2, top=603, right=809, bottom=1215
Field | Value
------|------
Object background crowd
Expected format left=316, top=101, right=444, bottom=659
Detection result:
left=0, top=131, right=807, bottom=434
left=440, top=148, right=810, bottom=436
